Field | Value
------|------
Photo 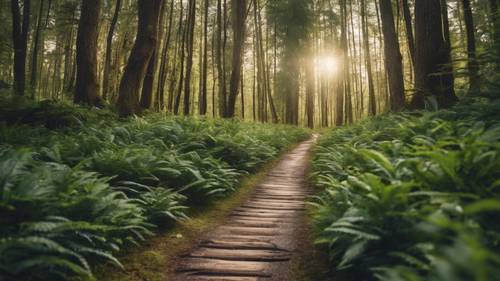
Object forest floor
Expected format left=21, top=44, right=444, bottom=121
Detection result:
left=95, top=136, right=329, bottom=281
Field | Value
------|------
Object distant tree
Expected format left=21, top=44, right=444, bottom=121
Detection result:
left=74, top=0, right=102, bottom=106
left=11, top=0, right=30, bottom=96
left=116, top=0, right=163, bottom=117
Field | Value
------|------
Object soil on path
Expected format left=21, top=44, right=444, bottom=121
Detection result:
left=171, top=137, right=317, bottom=281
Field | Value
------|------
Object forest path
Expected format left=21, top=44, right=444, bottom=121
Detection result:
left=171, top=136, right=318, bottom=281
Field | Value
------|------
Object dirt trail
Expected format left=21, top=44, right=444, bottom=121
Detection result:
left=172, top=137, right=317, bottom=281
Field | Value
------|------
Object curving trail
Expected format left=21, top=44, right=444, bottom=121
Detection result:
left=172, top=136, right=317, bottom=281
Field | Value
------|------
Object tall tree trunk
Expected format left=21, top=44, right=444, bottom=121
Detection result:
left=182, top=0, right=196, bottom=115
left=361, top=0, right=377, bottom=116
left=140, top=0, right=166, bottom=109
left=401, top=0, right=415, bottom=66
left=74, top=0, right=102, bottom=106
left=216, top=0, right=226, bottom=117
left=440, top=0, right=458, bottom=106
left=157, top=0, right=175, bottom=111
left=412, top=0, right=458, bottom=109
left=168, top=0, right=184, bottom=112
left=379, top=0, right=405, bottom=111
left=11, top=0, right=30, bottom=96
left=103, top=0, right=122, bottom=101
left=30, top=0, right=44, bottom=97
left=226, top=0, right=247, bottom=118
left=461, top=0, right=481, bottom=94
left=116, top=0, right=163, bottom=117
left=336, top=0, right=347, bottom=127
left=174, top=0, right=187, bottom=115
left=199, top=0, right=209, bottom=115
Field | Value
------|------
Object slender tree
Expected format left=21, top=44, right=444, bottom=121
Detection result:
left=199, top=0, right=209, bottom=115
left=461, top=0, right=480, bottom=94
left=216, top=0, right=227, bottom=116
left=182, top=0, right=196, bottom=115
left=30, top=0, right=45, bottom=97
left=361, top=0, right=377, bottom=116
left=401, top=0, right=415, bottom=66
left=102, top=0, right=122, bottom=101
left=74, top=0, right=102, bottom=106
left=116, top=0, right=163, bottom=117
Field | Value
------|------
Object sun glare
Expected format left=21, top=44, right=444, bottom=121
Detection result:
left=315, top=55, right=340, bottom=76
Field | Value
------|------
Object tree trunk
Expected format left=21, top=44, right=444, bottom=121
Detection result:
left=379, top=0, right=405, bottom=111
left=174, top=0, right=187, bottom=115
left=216, top=0, right=227, bottom=117
left=401, top=0, right=415, bottom=66
left=30, top=0, right=45, bottom=97
left=157, top=0, right=175, bottom=111
left=11, top=0, right=30, bottom=96
left=461, top=0, right=481, bottom=94
left=182, top=0, right=196, bottom=115
left=361, top=0, right=377, bottom=116
left=226, top=0, right=247, bottom=118
left=336, top=0, right=347, bottom=127
left=199, top=0, right=209, bottom=115
left=412, top=0, right=458, bottom=109
left=140, top=0, right=166, bottom=109
left=74, top=0, right=102, bottom=106
left=103, top=0, right=122, bottom=101
left=116, top=0, right=163, bottom=117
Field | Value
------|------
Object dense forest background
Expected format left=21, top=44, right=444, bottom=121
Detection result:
left=1, top=0, right=499, bottom=127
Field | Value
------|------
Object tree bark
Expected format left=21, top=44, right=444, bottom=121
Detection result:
left=11, top=0, right=30, bottom=96
left=157, top=0, right=175, bottom=111
left=216, top=0, right=227, bottom=117
left=140, top=0, right=166, bottom=109
left=103, top=0, right=122, bottom=101
left=401, top=0, right=415, bottom=66
left=116, top=0, right=163, bottom=117
left=361, top=0, right=377, bottom=116
left=226, top=0, right=247, bottom=118
left=412, top=0, right=458, bottom=109
left=30, top=0, right=44, bottom=97
left=379, top=0, right=405, bottom=111
left=199, top=0, right=209, bottom=115
left=461, top=0, right=481, bottom=94
left=74, top=0, right=102, bottom=106
left=182, top=0, right=196, bottom=115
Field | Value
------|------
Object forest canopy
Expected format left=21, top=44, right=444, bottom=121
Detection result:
left=1, top=0, right=498, bottom=126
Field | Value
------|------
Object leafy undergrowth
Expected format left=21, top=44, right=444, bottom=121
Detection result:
left=310, top=99, right=500, bottom=281
left=0, top=97, right=310, bottom=281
